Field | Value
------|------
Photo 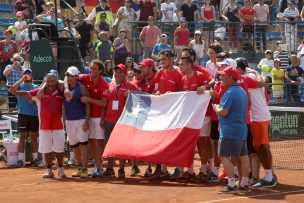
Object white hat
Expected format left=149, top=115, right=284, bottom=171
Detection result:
left=66, top=66, right=80, bottom=76
left=10, top=53, right=23, bottom=63
left=217, top=58, right=237, bottom=68
left=195, top=30, right=201, bottom=35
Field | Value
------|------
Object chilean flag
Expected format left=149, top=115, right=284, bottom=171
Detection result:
left=103, top=91, right=211, bottom=167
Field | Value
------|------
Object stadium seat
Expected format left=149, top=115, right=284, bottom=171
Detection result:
left=268, top=32, right=284, bottom=41
left=0, top=30, right=4, bottom=39
left=298, top=32, right=304, bottom=39
left=0, top=4, right=14, bottom=13
left=0, top=18, right=16, bottom=27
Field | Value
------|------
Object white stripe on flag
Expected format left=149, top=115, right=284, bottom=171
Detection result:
left=142, top=91, right=210, bottom=131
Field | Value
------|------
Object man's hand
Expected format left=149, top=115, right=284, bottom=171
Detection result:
left=100, top=119, right=105, bottom=129
left=28, top=99, right=36, bottom=105
left=291, top=80, right=299, bottom=86
left=209, top=90, right=219, bottom=98
left=80, top=96, right=91, bottom=103
left=124, top=90, right=130, bottom=97
left=82, top=120, right=89, bottom=132
left=64, top=89, right=73, bottom=101
left=197, top=86, right=206, bottom=95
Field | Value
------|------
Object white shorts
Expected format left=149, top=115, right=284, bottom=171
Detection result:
left=39, top=130, right=65, bottom=154
left=65, top=119, right=89, bottom=146
left=89, top=117, right=105, bottom=140
left=199, top=117, right=211, bottom=137
left=272, top=89, right=284, bottom=98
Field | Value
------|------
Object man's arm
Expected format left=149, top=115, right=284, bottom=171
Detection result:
left=9, top=75, right=26, bottom=93
left=81, top=96, right=107, bottom=107
left=213, top=104, right=229, bottom=117
left=9, top=90, right=31, bottom=99
left=81, top=85, right=91, bottom=131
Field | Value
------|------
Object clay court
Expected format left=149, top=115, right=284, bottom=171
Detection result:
left=0, top=161, right=303, bottom=203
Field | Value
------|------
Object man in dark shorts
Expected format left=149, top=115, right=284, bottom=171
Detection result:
left=213, top=66, right=250, bottom=193
left=9, top=69, right=39, bottom=167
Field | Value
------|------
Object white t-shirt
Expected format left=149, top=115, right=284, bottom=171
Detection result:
left=258, top=58, right=274, bottom=78
left=15, top=20, right=27, bottom=40
left=161, top=2, right=177, bottom=22
left=254, top=4, right=269, bottom=23
left=205, top=60, right=217, bottom=77
left=190, top=40, right=205, bottom=58
left=247, top=73, right=271, bottom=122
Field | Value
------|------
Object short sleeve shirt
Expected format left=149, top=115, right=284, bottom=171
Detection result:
left=155, top=68, right=183, bottom=94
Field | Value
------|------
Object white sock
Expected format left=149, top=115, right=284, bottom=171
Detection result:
left=233, top=166, right=238, bottom=177
left=18, top=153, right=25, bottom=162
left=70, top=152, right=75, bottom=160
left=161, top=164, right=167, bottom=173
left=228, top=177, right=236, bottom=188
left=32, top=153, right=38, bottom=160
left=212, top=167, right=220, bottom=176
left=240, top=177, right=249, bottom=187
left=200, top=164, right=207, bottom=174
left=208, top=158, right=214, bottom=171
left=42, top=154, right=46, bottom=163
left=265, top=169, right=273, bottom=182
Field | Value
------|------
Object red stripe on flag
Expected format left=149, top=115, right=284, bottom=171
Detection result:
left=103, top=124, right=200, bottom=167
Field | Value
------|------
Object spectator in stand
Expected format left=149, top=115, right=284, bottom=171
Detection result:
left=116, top=0, right=137, bottom=40
left=94, top=31, right=114, bottom=64
left=15, top=11, right=27, bottom=49
left=272, top=59, right=285, bottom=103
left=8, top=69, right=39, bottom=168
left=19, top=32, right=30, bottom=58
left=258, top=50, right=274, bottom=83
left=139, top=16, right=161, bottom=59
left=264, top=0, right=276, bottom=21
left=274, top=41, right=290, bottom=69
left=15, top=0, right=35, bottom=19
left=3, top=54, right=24, bottom=110
left=161, top=0, right=179, bottom=22
left=151, top=34, right=172, bottom=60
left=36, top=7, right=64, bottom=32
left=104, top=60, right=114, bottom=78
left=96, top=12, right=113, bottom=40
left=180, top=0, right=200, bottom=35
left=206, top=43, right=224, bottom=77
left=285, top=54, right=303, bottom=102
left=134, top=0, right=158, bottom=28
left=173, top=18, right=190, bottom=64
left=240, top=0, right=254, bottom=51
left=222, top=0, right=241, bottom=52
left=0, top=79, right=8, bottom=111
left=0, top=30, right=18, bottom=80
left=297, top=43, right=304, bottom=69
left=279, top=0, right=288, bottom=19
left=75, top=14, right=95, bottom=63
left=113, top=29, right=131, bottom=65
left=34, top=0, right=46, bottom=15
left=254, top=0, right=269, bottom=53
left=283, top=0, right=300, bottom=53
left=189, top=31, right=205, bottom=66
left=86, top=0, right=114, bottom=26
left=109, top=0, right=125, bottom=17
left=125, top=57, right=136, bottom=72
left=201, top=0, right=216, bottom=50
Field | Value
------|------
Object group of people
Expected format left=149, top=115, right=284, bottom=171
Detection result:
left=2, top=37, right=277, bottom=194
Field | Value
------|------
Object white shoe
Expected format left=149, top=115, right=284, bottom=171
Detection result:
left=43, top=168, right=54, bottom=178
left=57, top=167, right=67, bottom=178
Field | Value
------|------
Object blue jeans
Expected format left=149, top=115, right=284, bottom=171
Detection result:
left=143, top=47, right=153, bottom=59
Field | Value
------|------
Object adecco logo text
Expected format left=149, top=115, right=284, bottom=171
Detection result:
left=33, top=55, right=53, bottom=63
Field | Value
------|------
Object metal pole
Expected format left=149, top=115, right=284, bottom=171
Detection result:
left=54, top=0, right=58, bottom=33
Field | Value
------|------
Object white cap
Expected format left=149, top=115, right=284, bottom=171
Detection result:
left=66, top=66, right=80, bottom=76
left=217, top=58, right=237, bottom=68
left=195, top=30, right=201, bottom=35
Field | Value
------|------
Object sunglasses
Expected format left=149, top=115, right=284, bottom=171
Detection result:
left=66, top=74, right=76, bottom=77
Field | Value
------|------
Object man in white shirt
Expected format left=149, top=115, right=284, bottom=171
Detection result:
left=161, top=0, right=179, bottom=22
left=254, top=0, right=269, bottom=52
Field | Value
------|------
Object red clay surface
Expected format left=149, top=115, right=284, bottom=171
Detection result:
left=0, top=161, right=303, bottom=203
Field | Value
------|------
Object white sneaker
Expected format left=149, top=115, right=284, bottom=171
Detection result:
left=57, top=167, right=67, bottom=178
left=43, top=168, right=54, bottom=178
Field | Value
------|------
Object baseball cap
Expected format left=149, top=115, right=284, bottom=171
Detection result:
left=217, top=58, right=237, bottom=68
left=265, top=50, right=272, bottom=54
left=114, top=64, right=127, bottom=74
left=23, top=69, right=32, bottom=75
left=195, top=30, right=201, bottom=35
left=49, top=69, right=59, bottom=75
left=160, top=34, right=167, bottom=37
left=288, top=0, right=296, bottom=4
left=4, top=29, right=12, bottom=35
left=218, top=66, right=241, bottom=80
left=99, top=30, right=108, bottom=36
left=133, top=65, right=142, bottom=73
left=16, top=11, right=23, bottom=17
left=142, top=58, right=155, bottom=67
left=180, top=17, right=187, bottom=22
left=65, top=66, right=80, bottom=76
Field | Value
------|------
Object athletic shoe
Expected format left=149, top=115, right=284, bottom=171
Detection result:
left=253, top=177, right=277, bottom=188
left=144, top=167, right=153, bottom=177
left=208, top=171, right=220, bottom=182
left=118, top=168, right=125, bottom=179
left=91, top=167, right=102, bottom=178
left=66, top=159, right=76, bottom=167
left=160, top=171, right=170, bottom=180
left=238, top=185, right=252, bottom=192
left=250, top=177, right=260, bottom=186
left=218, top=171, right=227, bottom=181
left=218, top=185, right=238, bottom=194
left=32, top=159, right=40, bottom=167
left=130, top=166, right=141, bottom=177
left=16, top=160, right=24, bottom=168
left=179, top=171, right=196, bottom=180
left=196, top=172, right=209, bottom=183
left=80, top=168, right=89, bottom=178
left=102, top=168, right=115, bottom=177
left=58, top=167, right=67, bottom=178
left=149, top=168, right=162, bottom=180
left=170, top=168, right=182, bottom=180
left=43, top=168, right=54, bottom=178
left=72, top=168, right=82, bottom=177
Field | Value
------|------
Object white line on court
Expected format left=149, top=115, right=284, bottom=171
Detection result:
left=197, top=189, right=304, bottom=203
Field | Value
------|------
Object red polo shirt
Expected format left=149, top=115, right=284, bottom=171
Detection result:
left=30, top=88, right=64, bottom=130
left=105, top=80, right=138, bottom=123
left=155, top=68, right=183, bottom=94
left=78, top=74, right=109, bottom=118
